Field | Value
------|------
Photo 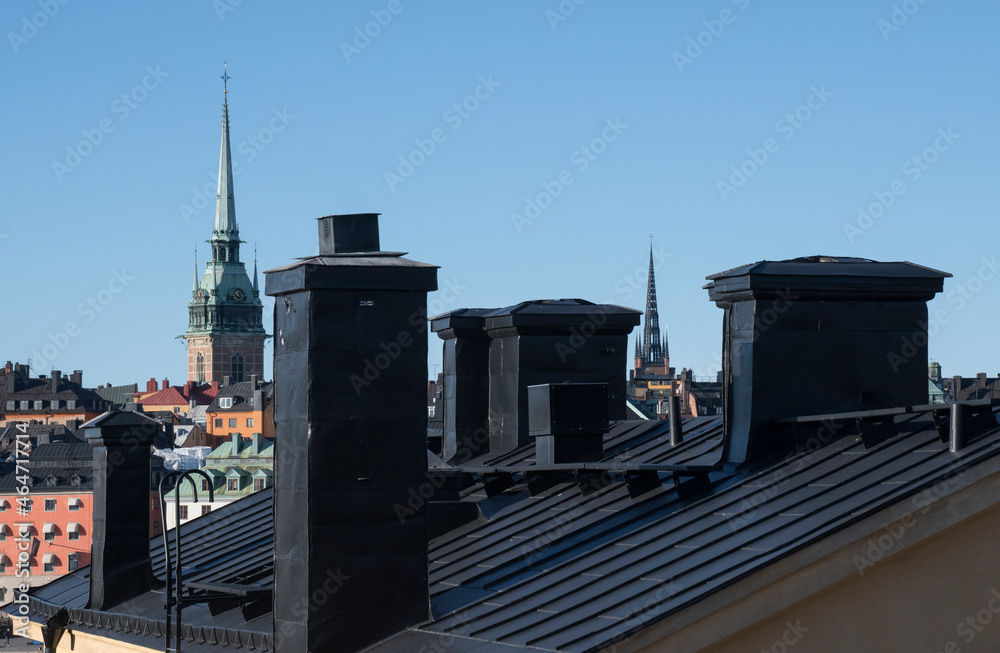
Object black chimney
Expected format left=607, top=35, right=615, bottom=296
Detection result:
left=83, top=410, right=159, bottom=610
left=704, top=256, right=949, bottom=470
left=529, top=383, right=609, bottom=464
left=430, top=309, right=492, bottom=463
left=51, top=370, right=60, bottom=394
left=265, top=212, right=438, bottom=653
left=483, top=299, right=640, bottom=454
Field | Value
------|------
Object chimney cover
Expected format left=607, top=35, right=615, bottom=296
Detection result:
left=317, top=213, right=381, bottom=255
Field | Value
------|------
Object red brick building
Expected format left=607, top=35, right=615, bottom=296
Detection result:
left=182, top=86, right=266, bottom=384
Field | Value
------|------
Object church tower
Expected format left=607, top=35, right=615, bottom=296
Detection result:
left=183, top=66, right=266, bottom=383
left=639, top=241, right=669, bottom=374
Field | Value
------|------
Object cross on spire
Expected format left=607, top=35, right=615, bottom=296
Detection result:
left=221, top=62, right=230, bottom=95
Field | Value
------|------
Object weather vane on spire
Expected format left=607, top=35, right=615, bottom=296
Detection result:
left=221, top=62, right=230, bottom=95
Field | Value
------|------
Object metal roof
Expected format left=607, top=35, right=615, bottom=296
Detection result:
left=16, top=406, right=1000, bottom=652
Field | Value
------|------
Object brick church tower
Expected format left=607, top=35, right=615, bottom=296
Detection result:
left=183, top=67, right=266, bottom=383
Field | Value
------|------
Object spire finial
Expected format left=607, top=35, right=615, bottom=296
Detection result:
left=221, top=62, right=230, bottom=96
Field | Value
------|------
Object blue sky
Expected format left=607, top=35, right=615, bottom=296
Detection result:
left=2, top=1, right=998, bottom=387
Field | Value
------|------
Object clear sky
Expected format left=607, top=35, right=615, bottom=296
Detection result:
left=2, top=1, right=998, bottom=387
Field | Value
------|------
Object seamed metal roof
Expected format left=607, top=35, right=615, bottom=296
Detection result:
left=371, top=408, right=1000, bottom=652
left=14, top=407, right=1000, bottom=652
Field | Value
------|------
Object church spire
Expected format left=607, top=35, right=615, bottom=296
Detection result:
left=192, top=246, right=199, bottom=293
left=253, top=244, right=259, bottom=294
left=213, top=63, right=238, bottom=241
left=642, top=237, right=664, bottom=366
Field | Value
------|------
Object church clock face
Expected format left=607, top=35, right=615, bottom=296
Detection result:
left=232, top=288, right=246, bottom=302
left=196, top=289, right=205, bottom=300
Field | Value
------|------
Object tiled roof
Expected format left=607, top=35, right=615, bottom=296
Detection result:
left=140, top=382, right=218, bottom=408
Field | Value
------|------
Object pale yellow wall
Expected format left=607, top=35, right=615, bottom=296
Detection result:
left=617, top=459, right=1000, bottom=653
left=706, top=504, right=1000, bottom=653
left=19, top=620, right=157, bottom=653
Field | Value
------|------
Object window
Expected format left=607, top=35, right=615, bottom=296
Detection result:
left=68, top=497, right=81, bottom=511
left=4, top=400, right=13, bottom=410
left=173, top=406, right=181, bottom=413
left=19, top=401, right=29, bottom=410
left=68, top=529, right=79, bottom=541
left=229, top=418, right=237, bottom=428
left=196, top=353, right=205, bottom=383
left=43, top=524, right=56, bottom=541
left=253, top=477, right=266, bottom=492
left=246, top=418, right=254, bottom=427
left=43, top=555, right=55, bottom=573
left=0, top=499, right=7, bottom=512
left=34, top=400, right=43, bottom=410
left=20, top=498, right=32, bottom=513
left=227, top=478, right=239, bottom=492
left=178, top=505, right=188, bottom=520
left=231, top=354, right=245, bottom=383
left=0, top=560, right=6, bottom=575
left=220, top=397, right=233, bottom=409
left=214, top=418, right=223, bottom=428
left=68, top=553, right=79, bottom=572
left=201, top=505, right=211, bottom=516
left=0, top=526, right=7, bottom=542
left=153, top=521, right=160, bottom=535
left=51, top=399, right=59, bottom=409
left=201, top=479, right=209, bottom=492
left=45, top=498, right=56, bottom=511
left=66, top=399, right=76, bottom=410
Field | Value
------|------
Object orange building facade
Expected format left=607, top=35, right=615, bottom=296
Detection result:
left=0, top=490, right=91, bottom=603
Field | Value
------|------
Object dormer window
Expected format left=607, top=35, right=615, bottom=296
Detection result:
left=51, top=399, right=59, bottom=409
left=33, top=400, right=43, bottom=410
left=220, top=397, right=233, bottom=409
left=19, top=401, right=29, bottom=410
left=4, top=401, right=13, bottom=411
left=66, top=399, right=76, bottom=410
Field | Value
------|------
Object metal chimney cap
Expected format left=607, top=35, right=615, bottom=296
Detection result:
left=429, top=308, right=493, bottom=336
left=705, top=257, right=951, bottom=302
left=317, top=213, right=381, bottom=255
left=483, top=299, right=641, bottom=332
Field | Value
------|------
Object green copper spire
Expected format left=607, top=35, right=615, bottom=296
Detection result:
left=214, top=63, right=238, bottom=241
left=253, top=244, right=259, bottom=294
